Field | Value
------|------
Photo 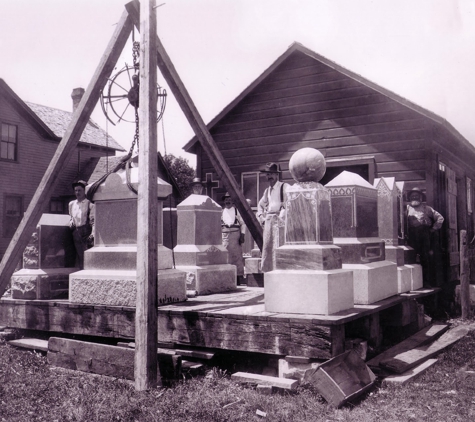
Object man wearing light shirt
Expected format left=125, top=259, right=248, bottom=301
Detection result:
left=69, top=180, right=95, bottom=269
left=257, top=162, right=289, bottom=272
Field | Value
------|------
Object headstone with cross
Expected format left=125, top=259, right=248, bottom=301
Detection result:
left=204, top=173, right=220, bottom=201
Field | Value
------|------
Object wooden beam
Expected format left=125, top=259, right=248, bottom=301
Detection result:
left=134, top=0, right=159, bottom=391
left=125, top=0, right=263, bottom=250
left=0, top=10, right=133, bottom=298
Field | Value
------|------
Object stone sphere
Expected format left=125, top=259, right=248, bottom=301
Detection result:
left=289, top=148, right=326, bottom=182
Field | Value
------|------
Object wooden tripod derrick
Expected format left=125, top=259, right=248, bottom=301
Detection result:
left=0, top=0, right=263, bottom=390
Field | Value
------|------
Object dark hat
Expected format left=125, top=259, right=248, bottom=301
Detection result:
left=221, top=192, right=231, bottom=201
left=406, top=187, right=426, bottom=201
left=259, top=162, right=281, bottom=173
left=72, top=180, right=88, bottom=189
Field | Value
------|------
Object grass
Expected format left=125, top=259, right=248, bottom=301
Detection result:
left=1, top=320, right=475, bottom=421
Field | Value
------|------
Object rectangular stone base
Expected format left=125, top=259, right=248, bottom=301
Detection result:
left=245, top=257, right=262, bottom=275
left=175, top=264, right=237, bottom=295
left=405, top=264, right=423, bottom=290
left=69, top=269, right=187, bottom=307
left=11, top=268, right=78, bottom=300
left=343, top=261, right=398, bottom=305
left=401, top=246, right=416, bottom=264
left=264, top=269, right=354, bottom=315
left=333, top=237, right=385, bottom=264
left=385, top=246, right=405, bottom=266
left=85, top=245, right=173, bottom=271
left=275, top=244, right=342, bottom=271
left=397, top=265, right=412, bottom=293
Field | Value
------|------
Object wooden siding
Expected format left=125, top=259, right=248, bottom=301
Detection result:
left=0, top=95, right=117, bottom=259
left=199, top=50, right=429, bottom=196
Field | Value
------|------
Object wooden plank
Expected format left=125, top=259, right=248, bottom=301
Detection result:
left=231, top=372, right=299, bottom=390
left=383, top=359, right=438, bottom=386
left=366, top=323, right=448, bottom=371
left=8, top=338, right=48, bottom=352
left=134, top=0, right=159, bottom=391
left=124, top=0, right=263, bottom=250
left=0, top=9, right=133, bottom=298
left=380, top=324, right=472, bottom=374
left=460, top=230, right=471, bottom=319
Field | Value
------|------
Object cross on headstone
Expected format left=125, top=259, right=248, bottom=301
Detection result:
left=204, top=173, right=220, bottom=200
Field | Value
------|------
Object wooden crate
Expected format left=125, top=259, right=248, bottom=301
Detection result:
left=310, top=349, right=376, bottom=408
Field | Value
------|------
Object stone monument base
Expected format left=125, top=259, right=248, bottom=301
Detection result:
left=69, top=269, right=187, bottom=307
left=385, top=246, right=405, bottom=266
left=405, top=264, right=423, bottom=290
left=85, top=245, right=173, bottom=271
left=176, top=264, right=237, bottom=295
left=12, top=267, right=78, bottom=300
left=343, top=261, right=398, bottom=305
left=264, top=269, right=354, bottom=315
left=397, top=265, right=412, bottom=293
left=401, top=245, right=417, bottom=264
left=244, top=257, right=262, bottom=275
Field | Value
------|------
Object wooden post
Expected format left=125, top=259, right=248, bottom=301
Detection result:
left=460, top=230, right=471, bottom=319
left=0, top=11, right=133, bottom=298
left=134, top=0, right=158, bottom=391
left=125, top=0, right=263, bottom=250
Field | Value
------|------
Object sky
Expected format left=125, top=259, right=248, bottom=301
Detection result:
left=1, top=0, right=475, bottom=170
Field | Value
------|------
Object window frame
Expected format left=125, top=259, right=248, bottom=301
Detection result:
left=3, top=194, right=23, bottom=238
left=0, top=122, right=18, bottom=162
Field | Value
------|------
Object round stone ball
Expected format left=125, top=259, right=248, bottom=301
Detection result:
left=289, top=148, right=326, bottom=182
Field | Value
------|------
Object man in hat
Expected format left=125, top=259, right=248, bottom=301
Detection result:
left=221, top=192, right=246, bottom=284
left=405, top=187, right=444, bottom=286
left=257, top=162, right=290, bottom=272
left=69, top=180, right=95, bottom=269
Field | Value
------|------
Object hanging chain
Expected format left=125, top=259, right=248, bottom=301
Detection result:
left=128, top=39, right=141, bottom=155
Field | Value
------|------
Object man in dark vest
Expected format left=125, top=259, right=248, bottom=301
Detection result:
left=257, top=162, right=289, bottom=272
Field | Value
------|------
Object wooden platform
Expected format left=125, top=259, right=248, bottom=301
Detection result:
left=0, top=286, right=439, bottom=360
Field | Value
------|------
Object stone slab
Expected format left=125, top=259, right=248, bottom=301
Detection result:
left=175, top=264, right=237, bottom=295
left=397, top=265, right=412, bottom=294
left=244, top=257, right=262, bottom=274
left=173, top=244, right=228, bottom=266
left=385, top=246, right=405, bottom=266
left=275, top=244, right=342, bottom=271
left=264, top=269, right=354, bottom=315
left=343, top=261, right=398, bottom=305
left=406, top=264, right=423, bottom=290
left=85, top=245, right=173, bottom=271
left=69, top=269, right=187, bottom=306
left=11, top=268, right=78, bottom=300
left=333, top=237, right=385, bottom=264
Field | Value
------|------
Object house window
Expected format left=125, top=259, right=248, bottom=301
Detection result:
left=1, top=123, right=18, bottom=161
left=241, top=172, right=268, bottom=208
left=3, top=195, right=23, bottom=238
left=50, top=198, right=66, bottom=214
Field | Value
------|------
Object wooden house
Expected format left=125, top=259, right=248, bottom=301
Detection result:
left=184, top=42, right=475, bottom=294
left=0, top=80, right=125, bottom=259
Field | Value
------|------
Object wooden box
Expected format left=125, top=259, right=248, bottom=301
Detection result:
left=310, top=349, right=376, bottom=408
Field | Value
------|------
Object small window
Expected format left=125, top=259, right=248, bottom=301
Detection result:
left=3, top=195, right=23, bottom=238
left=241, top=172, right=269, bottom=208
left=50, top=198, right=66, bottom=214
left=1, top=123, right=18, bottom=161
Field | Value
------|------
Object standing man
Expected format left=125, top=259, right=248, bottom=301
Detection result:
left=257, top=162, right=289, bottom=272
left=69, top=180, right=95, bottom=270
left=221, top=192, right=246, bottom=284
left=405, top=187, right=444, bottom=287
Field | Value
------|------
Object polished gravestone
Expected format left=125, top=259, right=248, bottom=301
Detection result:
left=173, top=193, right=237, bottom=295
left=69, top=161, right=187, bottom=307
left=11, top=214, right=77, bottom=300
left=325, top=171, right=398, bottom=304
left=265, top=148, right=354, bottom=315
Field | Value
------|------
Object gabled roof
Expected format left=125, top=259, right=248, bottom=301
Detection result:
left=0, top=78, right=124, bottom=152
left=183, top=42, right=473, bottom=154
left=0, top=79, right=58, bottom=141
left=26, top=102, right=125, bottom=152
